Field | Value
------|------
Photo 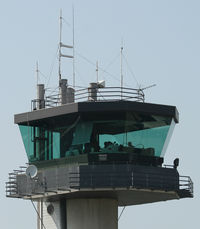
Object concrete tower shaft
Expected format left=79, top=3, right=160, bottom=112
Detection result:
left=67, top=198, right=118, bottom=229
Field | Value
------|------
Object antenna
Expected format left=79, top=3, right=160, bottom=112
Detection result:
left=58, top=9, right=74, bottom=84
left=59, top=9, right=62, bottom=81
left=138, top=84, right=156, bottom=102
left=72, top=6, right=75, bottom=88
left=120, top=41, right=124, bottom=99
left=97, top=80, right=105, bottom=88
left=96, top=61, right=99, bottom=82
left=36, top=61, right=39, bottom=85
left=120, top=46, right=123, bottom=88
left=140, top=84, right=156, bottom=91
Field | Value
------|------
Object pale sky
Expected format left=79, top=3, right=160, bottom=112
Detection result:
left=0, top=0, right=199, bottom=228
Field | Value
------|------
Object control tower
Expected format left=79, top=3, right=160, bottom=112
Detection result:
left=6, top=13, right=193, bottom=229
left=6, top=81, right=193, bottom=229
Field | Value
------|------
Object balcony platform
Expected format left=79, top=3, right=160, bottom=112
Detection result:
left=6, top=164, right=193, bottom=205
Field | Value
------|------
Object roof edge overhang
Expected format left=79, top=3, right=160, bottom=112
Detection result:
left=14, top=101, right=179, bottom=125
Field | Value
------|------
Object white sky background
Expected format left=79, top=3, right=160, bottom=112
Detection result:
left=0, top=0, right=199, bottom=228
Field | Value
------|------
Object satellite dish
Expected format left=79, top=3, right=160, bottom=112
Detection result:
left=97, top=80, right=105, bottom=88
left=26, top=165, right=38, bottom=178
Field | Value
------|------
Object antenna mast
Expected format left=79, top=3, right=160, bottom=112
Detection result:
left=58, top=9, right=74, bottom=85
left=96, top=61, right=99, bottom=82
left=59, top=9, right=62, bottom=81
left=36, top=61, right=39, bottom=85
left=120, top=42, right=123, bottom=99
left=72, top=6, right=75, bottom=88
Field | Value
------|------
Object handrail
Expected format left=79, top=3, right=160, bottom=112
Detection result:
left=6, top=163, right=193, bottom=199
left=31, top=86, right=145, bottom=110
left=179, top=175, right=193, bottom=195
left=163, top=164, right=174, bottom=168
left=6, top=166, right=27, bottom=197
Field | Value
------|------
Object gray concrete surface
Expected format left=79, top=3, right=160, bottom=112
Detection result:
left=66, top=198, right=118, bottom=229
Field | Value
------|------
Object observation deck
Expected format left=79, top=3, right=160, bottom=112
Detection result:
left=6, top=163, right=193, bottom=204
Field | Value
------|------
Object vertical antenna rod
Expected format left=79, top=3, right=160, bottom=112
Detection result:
left=58, top=9, right=62, bottom=81
left=36, top=61, right=39, bottom=85
left=120, top=42, right=123, bottom=99
left=96, top=61, right=99, bottom=82
left=72, top=6, right=75, bottom=88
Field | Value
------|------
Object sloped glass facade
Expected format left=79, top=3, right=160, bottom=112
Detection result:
left=19, top=111, right=175, bottom=162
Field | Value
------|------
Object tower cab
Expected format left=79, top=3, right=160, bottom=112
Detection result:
left=7, top=82, right=193, bottom=204
left=17, top=99, right=177, bottom=168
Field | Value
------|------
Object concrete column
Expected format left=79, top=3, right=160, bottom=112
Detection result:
left=37, top=84, right=45, bottom=109
left=66, top=87, right=75, bottom=103
left=88, top=83, right=98, bottom=101
left=66, top=198, right=118, bottom=229
left=59, top=79, right=68, bottom=105
left=40, top=201, right=62, bottom=229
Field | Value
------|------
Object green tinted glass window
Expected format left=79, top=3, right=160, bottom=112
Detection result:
left=19, top=125, right=34, bottom=160
left=19, top=112, right=175, bottom=162
left=19, top=125, right=61, bottom=162
left=99, top=125, right=170, bottom=156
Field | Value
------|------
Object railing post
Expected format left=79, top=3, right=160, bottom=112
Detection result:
left=146, top=174, right=149, bottom=188
left=131, top=171, right=133, bottom=187
left=90, top=174, right=93, bottom=187
left=88, top=83, right=98, bottom=101
left=110, top=173, right=113, bottom=187
left=37, top=84, right=45, bottom=109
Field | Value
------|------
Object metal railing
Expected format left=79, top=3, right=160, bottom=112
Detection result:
left=69, top=170, right=179, bottom=191
left=31, top=86, right=145, bottom=110
left=6, top=166, right=27, bottom=197
left=179, top=175, right=194, bottom=196
left=6, top=164, right=193, bottom=199
left=75, top=87, right=144, bottom=102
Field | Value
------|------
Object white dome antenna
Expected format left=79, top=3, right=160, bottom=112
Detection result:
left=97, top=80, right=105, bottom=88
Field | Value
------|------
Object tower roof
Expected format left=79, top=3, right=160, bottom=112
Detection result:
left=14, top=100, right=179, bottom=125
